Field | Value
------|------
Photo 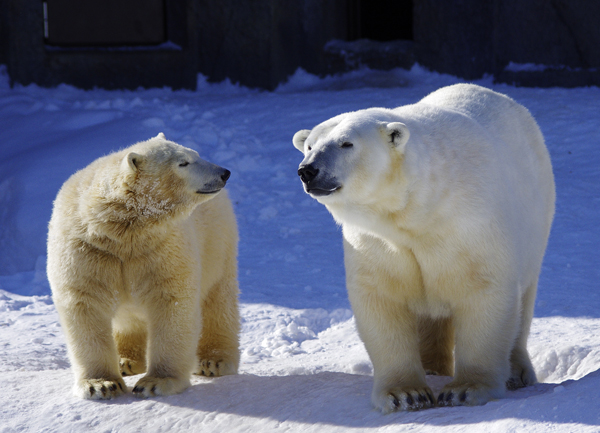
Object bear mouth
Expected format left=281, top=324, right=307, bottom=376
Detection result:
left=196, top=188, right=222, bottom=195
left=305, top=185, right=341, bottom=197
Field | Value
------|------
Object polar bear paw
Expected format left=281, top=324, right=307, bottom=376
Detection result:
left=373, top=386, right=436, bottom=413
left=507, top=360, right=537, bottom=390
left=195, top=358, right=236, bottom=377
left=76, top=378, right=126, bottom=400
left=132, top=376, right=190, bottom=398
left=120, top=358, right=146, bottom=376
left=437, top=382, right=504, bottom=407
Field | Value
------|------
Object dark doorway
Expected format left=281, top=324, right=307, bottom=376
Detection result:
left=348, top=0, right=413, bottom=41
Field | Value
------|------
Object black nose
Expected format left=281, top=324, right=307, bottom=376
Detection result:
left=221, top=169, right=231, bottom=182
left=298, top=164, right=319, bottom=184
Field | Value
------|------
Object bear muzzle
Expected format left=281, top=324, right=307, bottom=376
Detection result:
left=196, top=168, right=231, bottom=194
left=297, top=163, right=341, bottom=197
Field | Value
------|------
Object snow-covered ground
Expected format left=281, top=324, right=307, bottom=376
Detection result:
left=1, top=65, right=599, bottom=432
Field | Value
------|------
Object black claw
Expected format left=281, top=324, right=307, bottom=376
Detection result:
left=459, top=390, right=467, bottom=403
left=427, top=391, right=435, bottom=404
left=445, top=392, right=454, bottom=403
left=100, top=385, right=107, bottom=396
left=418, top=394, right=427, bottom=404
left=392, top=396, right=400, bottom=408
left=109, top=384, right=117, bottom=392
left=89, top=386, right=95, bottom=396
left=133, top=385, right=144, bottom=394
left=151, top=385, right=157, bottom=394
left=118, top=382, right=123, bottom=391
left=406, top=394, right=414, bottom=406
left=437, top=392, right=445, bottom=404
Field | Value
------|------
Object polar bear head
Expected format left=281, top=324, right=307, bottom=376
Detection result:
left=116, top=133, right=230, bottom=218
left=293, top=109, right=410, bottom=206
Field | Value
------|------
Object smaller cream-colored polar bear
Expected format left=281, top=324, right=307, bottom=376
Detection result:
left=293, top=84, right=555, bottom=413
left=47, top=133, right=240, bottom=400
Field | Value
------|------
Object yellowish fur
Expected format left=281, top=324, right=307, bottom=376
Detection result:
left=47, top=134, right=240, bottom=399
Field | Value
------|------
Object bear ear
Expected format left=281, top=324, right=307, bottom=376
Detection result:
left=385, top=122, right=410, bottom=152
left=122, top=152, right=143, bottom=174
left=293, top=129, right=311, bottom=153
left=156, top=132, right=166, bottom=140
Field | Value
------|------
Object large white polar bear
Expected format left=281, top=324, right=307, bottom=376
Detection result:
left=293, top=84, right=555, bottom=413
left=48, top=133, right=240, bottom=399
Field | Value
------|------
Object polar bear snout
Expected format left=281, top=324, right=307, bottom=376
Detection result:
left=195, top=165, right=231, bottom=194
left=298, top=163, right=341, bottom=197
left=298, top=164, right=319, bottom=184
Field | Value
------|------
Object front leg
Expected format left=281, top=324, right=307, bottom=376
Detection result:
left=344, top=236, right=435, bottom=413
left=133, top=289, right=201, bottom=398
left=55, top=295, right=126, bottom=400
left=348, top=285, right=435, bottom=413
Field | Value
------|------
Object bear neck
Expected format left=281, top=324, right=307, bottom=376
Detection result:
left=324, top=179, right=420, bottom=248
left=81, top=182, right=196, bottom=257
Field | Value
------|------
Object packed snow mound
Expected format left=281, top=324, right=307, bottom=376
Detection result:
left=0, top=64, right=599, bottom=431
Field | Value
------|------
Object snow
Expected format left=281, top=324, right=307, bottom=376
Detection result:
left=504, top=62, right=550, bottom=73
left=0, top=63, right=599, bottom=432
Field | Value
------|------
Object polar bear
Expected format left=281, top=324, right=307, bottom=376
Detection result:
left=293, top=84, right=555, bottom=413
left=47, top=133, right=240, bottom=400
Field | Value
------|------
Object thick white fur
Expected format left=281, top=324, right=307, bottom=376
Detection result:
left=293, top=84, right=555, bottom=412
left=47, top=133, right=240, bottom=400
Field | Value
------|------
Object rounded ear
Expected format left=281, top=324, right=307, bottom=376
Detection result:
left=156, top=132, right=166, bottom=140
left=385, top=122, right=410, bottom=152
left=292, top=129, right=311, bottom=153
left=122, top=152, right=143, bottom=174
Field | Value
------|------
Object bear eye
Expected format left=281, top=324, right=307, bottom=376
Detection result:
left=179, top=161, right=190, bottom=167
left=341, top=142, right=354, bottom=148
left=307, top=145, right=312, bottom=151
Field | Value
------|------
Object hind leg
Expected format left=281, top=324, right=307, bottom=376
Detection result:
left=195, top=271, right=240, bottom=377
left=114, top=316, right=147, bottom=376
left=419, top=316, right=454, bottom=377
left=507, top=281, right=538, bottom=389
left=438, top=287, right=519, bottom=407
